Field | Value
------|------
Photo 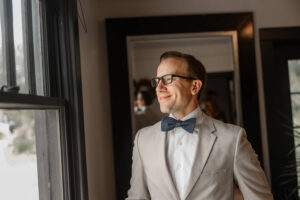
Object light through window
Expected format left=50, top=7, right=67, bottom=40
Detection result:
left=0, top=0, right=6, bottom=87
left=12, top=0, right=28, bottom=93
left=0, top=110, right=38, bottom=199
left=32, top=0, right=45, bottom=95
left=0, top=109, right=63, bottom=200
left=288, top=59, right=300, bottom=196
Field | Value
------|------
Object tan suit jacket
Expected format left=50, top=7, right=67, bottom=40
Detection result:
left=126, top=112, right=273, bottom=200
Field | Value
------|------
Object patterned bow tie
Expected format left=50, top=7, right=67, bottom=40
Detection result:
left=161, top=116, right=196, bottom=133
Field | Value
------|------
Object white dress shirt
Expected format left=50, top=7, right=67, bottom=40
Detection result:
left=166, top=107, right=202, bottom=200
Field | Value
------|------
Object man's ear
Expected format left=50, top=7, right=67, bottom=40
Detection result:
left=191, top=80, right=202, bottom=95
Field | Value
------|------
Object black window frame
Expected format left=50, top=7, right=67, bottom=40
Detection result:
left=0, top=0, right=88, bottom=199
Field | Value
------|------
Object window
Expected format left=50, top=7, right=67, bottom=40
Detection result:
left=288, top=59, right=300, bottom=195
left=1, top=0, right=47, bottom=95
left=0, top=109, right=63, bottom=199
left=0, top=0, right=87, bottom=199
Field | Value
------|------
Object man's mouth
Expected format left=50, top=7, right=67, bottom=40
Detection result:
left=159, top=95, right=171, bottom=101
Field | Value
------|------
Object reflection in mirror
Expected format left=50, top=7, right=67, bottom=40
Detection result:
left=127, top=32, right=243, bottom=138
left=132, top=79, right=162, bottom=134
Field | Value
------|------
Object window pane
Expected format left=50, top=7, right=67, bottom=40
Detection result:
left=289, top=60, right=300, bottom=196
left=288, top=60, right=300, bottom=93
left=0, top=109, right=63, bottom=200
left=0, top=110, right=38, bottom=199
left=294, top=128, right=300, bottom=196
left=32, top=0, right=45, bottom=96
left=0, top=0, right=6, bottom=87
left=12, top=0, right=28, bottom=93
left=291, top=95, right=300, bottom=127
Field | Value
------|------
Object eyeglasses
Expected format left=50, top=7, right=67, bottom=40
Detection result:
left=151, top=74, right=195, bottom=88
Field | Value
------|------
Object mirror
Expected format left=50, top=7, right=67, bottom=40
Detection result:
left=106, top=13, right=262, bottom=200
left=126, top=32, right=243, bottom=138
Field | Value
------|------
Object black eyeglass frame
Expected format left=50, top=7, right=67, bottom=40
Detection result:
left=151, top=74, right=196, bottom=87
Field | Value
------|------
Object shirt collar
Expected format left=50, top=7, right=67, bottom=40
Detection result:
left=169, top=106, right=201, bottom=121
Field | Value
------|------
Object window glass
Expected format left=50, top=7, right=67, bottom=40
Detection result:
left=288, top=60, right=300, bottom=93
left=32, top=0, right=45, bottom=96
left=288, top=60, right=300, bottom=127
left=294, top=128, right=300, bottom=195
left=291, top=94, right=300, bottom=127
left=0, top=0, right=6, bottom=87
left=0, top=110, right=38, bottom=199
left=12, top=0, right=28, bottom=93
left=288, top=59, right=300, bottom=196
left=0, top=109, right=63, bottom=200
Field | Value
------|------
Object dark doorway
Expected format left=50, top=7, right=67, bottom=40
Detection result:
left=260, top=27, right=300, bottom=199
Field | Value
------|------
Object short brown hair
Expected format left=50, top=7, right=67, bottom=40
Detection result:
left=160, top=51, right=207, bottom=101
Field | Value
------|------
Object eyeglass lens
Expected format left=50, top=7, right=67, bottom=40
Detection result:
left=151, top=75, right=173, bottom=87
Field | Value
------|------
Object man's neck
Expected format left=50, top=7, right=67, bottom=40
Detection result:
left=172, top=105, right=199, bottom=120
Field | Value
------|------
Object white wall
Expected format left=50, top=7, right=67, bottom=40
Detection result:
left=78, top=0, right=300, bottom=199
left=78, top=0, right=115, bottom=199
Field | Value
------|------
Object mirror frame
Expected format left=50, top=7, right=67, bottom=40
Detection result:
left=106, top=13, right=262, bottom=200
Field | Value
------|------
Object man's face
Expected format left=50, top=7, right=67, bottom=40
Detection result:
left=156, top=58, right=195, bottom=118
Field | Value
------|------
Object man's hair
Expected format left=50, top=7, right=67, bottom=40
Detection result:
left=160, top=51, right=207, bottom=101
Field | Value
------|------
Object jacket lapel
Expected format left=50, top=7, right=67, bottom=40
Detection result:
left=183, top=113, right=217, bottom=200
left=154, top=123, right=180, bottom=200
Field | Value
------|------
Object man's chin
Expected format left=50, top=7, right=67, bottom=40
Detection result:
left=159, top=106, right=171, bottom=114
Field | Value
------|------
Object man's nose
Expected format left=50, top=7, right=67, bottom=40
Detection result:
left=156, top=80, right=164, bottom=90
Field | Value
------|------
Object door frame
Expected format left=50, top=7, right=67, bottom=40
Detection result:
left=107, top=13, right=262, bottom=199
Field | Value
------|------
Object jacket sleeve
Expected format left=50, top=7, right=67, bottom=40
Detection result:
left=233, top=128, right=274, bottom=200
left=126, top=131, right=150, bottom=200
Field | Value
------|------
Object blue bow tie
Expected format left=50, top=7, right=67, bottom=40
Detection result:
left=161, top=116, right=196, bottom=133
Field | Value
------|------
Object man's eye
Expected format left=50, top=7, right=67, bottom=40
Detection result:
left=165, top=77, right=172, bottom=82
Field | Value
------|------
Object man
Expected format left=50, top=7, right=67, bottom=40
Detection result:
left=126, top=51, right=273, bottom=200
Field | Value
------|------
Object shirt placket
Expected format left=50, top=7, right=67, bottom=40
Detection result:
left=177, top=131, right=186, bottom=198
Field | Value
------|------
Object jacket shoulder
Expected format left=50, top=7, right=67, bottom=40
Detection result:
left=208, top=115, right=244, bottom=138
left=135, top=120, right=161, bottom=141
